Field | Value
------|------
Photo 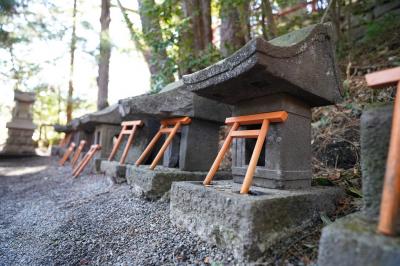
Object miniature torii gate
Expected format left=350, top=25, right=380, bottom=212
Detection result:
left=203, top=111, right=288, bottom=194
left=72, top=144, right=101, bottom=177
left=108, top=120, right=143, bottom=165
left=71, top=140, right=86, bottom=167
left=59, top=132, right=72, bottom=148
left=59, top=142, right=75, bottom=166
left=365, top=66, right=400, bottom=236
left=135, top=117, right=191, bottom=170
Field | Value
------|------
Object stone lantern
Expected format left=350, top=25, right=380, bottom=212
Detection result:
left=2, top=90, right=36, bottom=155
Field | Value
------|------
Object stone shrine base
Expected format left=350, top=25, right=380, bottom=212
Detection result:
left=125, top=166, right=231, bottom=201
left=318, top=213, right=400, bottom=266
left=100, top=160, right=128, bottom=184
left=170, top=180, right=343, bottom=262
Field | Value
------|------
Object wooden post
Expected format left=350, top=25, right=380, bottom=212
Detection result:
left=379, top=81, right=400, bottom=235
left=135, top=127, right=164, bottom=166
left=150, top=122, right=181, bottom=169
left=108, top=125, right=126, bottom=161
left=107, top=120, right=143, bottom=164
left=135, top=117, right=191, bottom=169
left=203, top=111, right=288, bottom=193
left=119, top=125, right=137, bottom=164
left=365, top=67, right=400, bottom=236
left=240, top=119, right=269, bottom=194
left=203, top=122, right=239, bottom=185
left=71, top=140, right=86, bottom=167
left=59, top=142, right=76, bottom=166
left=72, top=144, right=101, bottom=177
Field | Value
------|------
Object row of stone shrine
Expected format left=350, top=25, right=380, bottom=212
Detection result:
left=49, top=23, right=399, bottom=264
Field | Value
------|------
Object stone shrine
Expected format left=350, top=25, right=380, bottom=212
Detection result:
left=318, top=105, right=400, bottom=266
left=112, top=80, right=232, bottom=199
left=2, top=90, right=36, bottom=156
left=170, top=23, right=344, bottom=262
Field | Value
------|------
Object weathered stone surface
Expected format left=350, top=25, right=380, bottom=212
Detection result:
left=126, top=166, right=231, bottom=200
left=360, top=104, right=392, bottom=220
left=53, top=124, right=73, bottom=133
left=183, top=23, right=342, bottom=107
left=79, top=104, right=122, bottom=131
left=179, top=119, right=221, bottom=171
left=119, top=80, right=232, bottom=123
left=93, top=124, right=121, bottom=159
left=317, top=213, right=400, bottom=266
left=231, top=94, right=312, bottom=189
left=170, top=180, right=343, bottom=262
left=100, top=160, right=127, bottom=184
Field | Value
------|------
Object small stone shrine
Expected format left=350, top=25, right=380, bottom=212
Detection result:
left=99, top=102, right=159, bottom=183
left=2, top=90, right=36, bottom=156
left=170, top=24, right=344, bottom=262
left=115, top=80, right=232, bottom=199
left=317, top=77, right=400, bottom=264
left=318, top=105, right=400, bottom=266
left=51, top=124, right=73, bottom=156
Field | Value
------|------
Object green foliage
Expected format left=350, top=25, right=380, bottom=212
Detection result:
left=363, top=13, right=400, bottom=43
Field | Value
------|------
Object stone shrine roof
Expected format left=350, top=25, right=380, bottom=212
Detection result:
left=14, top=90, right=35, bottom=103
left=118, top=80, right=232, bottom=123
left=182, top=23, right=342, bottom=107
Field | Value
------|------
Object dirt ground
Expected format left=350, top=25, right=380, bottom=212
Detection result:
left=0, top=156, right=358, bottom=265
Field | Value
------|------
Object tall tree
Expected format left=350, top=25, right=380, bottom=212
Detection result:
left=66, top=0, right=77, bottom=122
left=179, top=0, right=213, bottom=75
left=137, top=0, right=175, bottom=92
left=97, top=0, right=111, bottom=110
left=262, top=0, right=277, bottom=40
left=219, top=0, right=250, bottom=57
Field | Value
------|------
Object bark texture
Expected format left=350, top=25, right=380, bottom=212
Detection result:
left=66, top=0, right=77, bottom=122
left=220, top=0, right=250, bottom=57
left=97, top=0, right=111, bottom=110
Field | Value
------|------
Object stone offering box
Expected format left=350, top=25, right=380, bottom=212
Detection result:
left=109, top=80, right=232, bottom=199
left=1, top=90, right=37, bottom=156
left=170, top=24, right=345, bottom=262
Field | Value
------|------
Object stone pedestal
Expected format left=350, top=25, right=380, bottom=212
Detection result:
left=2, top=90, right=36, bottom=156
left=170, top=180, right=343, bottom=262
left=317, top=104, right=400, bottom=266
left=127, top=166, right=231, bottom=200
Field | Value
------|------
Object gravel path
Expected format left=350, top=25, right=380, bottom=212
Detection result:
left=0, top=156, right=234, bottom=265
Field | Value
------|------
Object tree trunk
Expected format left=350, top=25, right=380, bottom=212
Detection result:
left=220, top=1, right=248, bottom=57
left=66, top=0, right=77, bottom=122
left=179, top=0, right=213, bottom=75
left=97, top=0, right=111, bottom=110
left=137, top=0, right=175, bottom=92
left=262, top=0, right=277, bottom=39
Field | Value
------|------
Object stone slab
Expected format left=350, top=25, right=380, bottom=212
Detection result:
left=183, top=24, right=342, bottom=107
left=118, top=80, right=232, bottom=123
left=126, top=166, right=232, bottom=200
left=53, top=124, right=73, bottom=133
left=100, top=160, right=127, bottom=184
left=317, top=213, right=400, bottom=266
left=170, top=180, right=343, bottom=262
left=79, top=103, right=122, bottom=131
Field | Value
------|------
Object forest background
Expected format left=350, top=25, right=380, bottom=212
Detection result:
left=0, top=0, right=399, bottom=149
